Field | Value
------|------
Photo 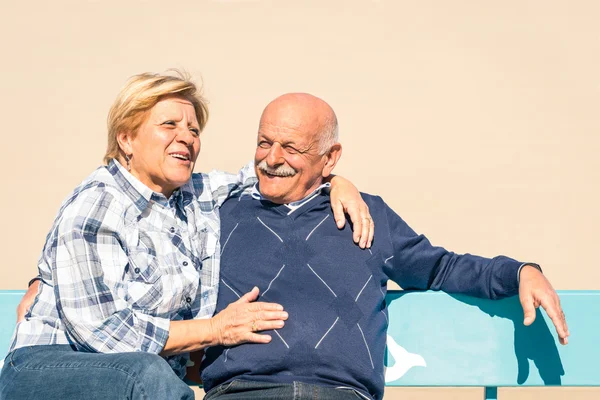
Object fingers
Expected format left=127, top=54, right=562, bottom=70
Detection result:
left=331, top=199, right=346, bottom=230
left=236, top=286, right=260, bottom=304
left=356, top=205, right=373, bottom=249
left=246, top=332, right=273, bottom=344
left=520, top=293, right=537, bottom=326
left=215, top=298, right=288, bottom=346
left=363, top=212, right=374, bottom=249
left=331, top=194, right=374, bottom=249
left=344, top=202, right=363, bottom=245
left=539, top=296, right=570, bottom=345
left=236, top=287, right=285, bottom=312
left=244, top=314, right=287, bottom=344
left=521, top=286, right=570, bottom=345
left=344, top=204, right=374, bottom=249
left=251, top=316, right=286, bottom=333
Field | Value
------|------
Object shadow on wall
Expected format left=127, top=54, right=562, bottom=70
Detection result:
left=452, top=294, right=564, bottom=385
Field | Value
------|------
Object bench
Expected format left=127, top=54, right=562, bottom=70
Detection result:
left=2, top=290, right=599, bottom=399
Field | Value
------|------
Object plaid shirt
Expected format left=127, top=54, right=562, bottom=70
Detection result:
left=10, top=160, right=255, bottom=378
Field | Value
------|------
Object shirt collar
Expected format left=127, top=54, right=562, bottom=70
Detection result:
left=251, top=182, right=331, bottom=213
left=108, top=159, right=188, bottom=213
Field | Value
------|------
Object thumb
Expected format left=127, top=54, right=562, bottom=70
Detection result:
left=521, top=295, right=537, bottom=326
left=237, top=286, right=260, bottom=304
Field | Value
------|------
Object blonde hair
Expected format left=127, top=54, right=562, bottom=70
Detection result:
left=104, top=70, right=209, bottom=164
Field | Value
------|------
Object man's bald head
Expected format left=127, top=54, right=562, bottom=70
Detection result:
left=259, top=93, right=338, bottom=155
left=254, top=93, right=342, bottom=204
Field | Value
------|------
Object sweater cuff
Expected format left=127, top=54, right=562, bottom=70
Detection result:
left=28, top=276, right=41, bottom=287
left=495, top=258, right=524, bottom=297
left=517, top=262, right=543, bottom=284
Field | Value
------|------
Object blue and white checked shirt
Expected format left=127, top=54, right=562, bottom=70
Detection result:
left=10, top=160, right=256, bottom=378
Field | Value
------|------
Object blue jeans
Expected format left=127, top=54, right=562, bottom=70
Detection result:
left=0, top=345, right=195, bottom=400
left=204, top=380, right=368, bottom=400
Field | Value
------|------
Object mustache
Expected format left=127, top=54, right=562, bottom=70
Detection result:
left=257, top=160, right=297, bottom=177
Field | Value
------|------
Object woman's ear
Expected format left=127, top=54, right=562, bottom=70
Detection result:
left=322, top=143, right=342, bottom=178
left=116, top=131, right=133, bottom=156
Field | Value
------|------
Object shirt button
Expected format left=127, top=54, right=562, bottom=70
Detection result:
left=134, top=268, right=140, bottom=274
left=186, top=297, right=192, bottom=303
left=183, top=261, right=188, bottom=266
left=169, top=227, right=175, bottom=233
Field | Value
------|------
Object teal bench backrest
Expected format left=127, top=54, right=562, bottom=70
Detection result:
left=0, top=290, right=24, bottom=365
left=2, top=290, right=599, bottom=397
left=384, top=290, right=600, bottom=398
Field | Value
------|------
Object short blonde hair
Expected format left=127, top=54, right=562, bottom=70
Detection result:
left=104, top=71, right=209, bottom=164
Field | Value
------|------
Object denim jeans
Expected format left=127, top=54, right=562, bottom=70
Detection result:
left=204, top=380, right=369, bottom=400
left=0, top=345, right=195, bottom=400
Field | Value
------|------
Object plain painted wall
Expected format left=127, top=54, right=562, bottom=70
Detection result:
left=1, top=1, right=598, bottom=398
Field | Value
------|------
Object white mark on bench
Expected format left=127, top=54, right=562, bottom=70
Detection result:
left=384, top=334, right=426, bottom=383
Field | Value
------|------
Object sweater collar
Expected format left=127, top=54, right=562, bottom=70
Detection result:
left=251, top=182, right=331, bottom=214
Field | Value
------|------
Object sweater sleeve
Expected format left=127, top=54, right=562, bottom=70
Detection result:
left=381, top=201, right=521, bottom=299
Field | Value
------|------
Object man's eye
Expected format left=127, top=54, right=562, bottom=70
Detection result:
left=258, top=141, right=271, bottom=149
left=285, top=146, right=298, bottom=154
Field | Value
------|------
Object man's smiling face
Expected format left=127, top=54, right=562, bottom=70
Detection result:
left=254, top=94, right=334, bottom=204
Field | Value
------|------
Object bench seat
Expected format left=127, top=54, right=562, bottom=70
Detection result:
left=2, top=290, right=599, bottom=399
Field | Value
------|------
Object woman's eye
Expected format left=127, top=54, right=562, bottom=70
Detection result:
left=190, top=128, right=200, bottom=136
left=162, top=121, right=176, bottom=127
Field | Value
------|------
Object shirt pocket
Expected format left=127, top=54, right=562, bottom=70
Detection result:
left=126, top=247, right=163, bottom=311
left=190, top=226, right=210, bottom=264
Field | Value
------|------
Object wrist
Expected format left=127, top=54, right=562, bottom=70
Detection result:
left=207, top=317, right=222, bottom=347
left=519, top=263, right=542, bottom=280
left=28, top=277, right=41, bottom=287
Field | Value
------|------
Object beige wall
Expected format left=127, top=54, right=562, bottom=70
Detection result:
left=1, top=0, right=598, bottom=398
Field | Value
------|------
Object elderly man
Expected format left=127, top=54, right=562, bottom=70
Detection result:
left=200, top=93, right=569, bottom=400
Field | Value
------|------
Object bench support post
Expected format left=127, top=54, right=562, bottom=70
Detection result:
left=484, top=387, right=498, bottom=400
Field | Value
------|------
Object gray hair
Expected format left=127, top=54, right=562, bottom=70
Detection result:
left=317, top=116, right=339, bottom=155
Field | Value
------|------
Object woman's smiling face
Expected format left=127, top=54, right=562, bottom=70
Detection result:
left=124, top=96, right=201, bottom=197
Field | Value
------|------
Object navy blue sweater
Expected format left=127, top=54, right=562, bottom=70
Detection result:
left=201, top=193, right=522, bottom=399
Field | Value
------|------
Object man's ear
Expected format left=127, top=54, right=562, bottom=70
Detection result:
left=116, top=131, right=133, bottom=156
left=322, top=143, right=342, bottom=178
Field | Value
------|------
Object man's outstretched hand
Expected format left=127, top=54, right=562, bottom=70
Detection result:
left=519, top=265, right=570, bottom=345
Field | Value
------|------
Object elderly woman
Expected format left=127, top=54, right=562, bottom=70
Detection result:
left=0, top=72, right=373, bottom=400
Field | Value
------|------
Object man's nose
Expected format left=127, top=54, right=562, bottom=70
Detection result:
left=266, top=143, right=284, bottom=166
